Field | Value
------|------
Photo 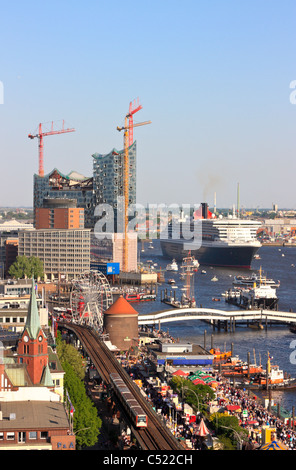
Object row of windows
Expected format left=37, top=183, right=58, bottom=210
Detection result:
left=0, top=431, right=48, bottom=441
left=0, top=317, right=25, bottom=323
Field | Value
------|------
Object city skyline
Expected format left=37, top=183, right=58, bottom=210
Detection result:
left=0, top=1, right=296, bottom=210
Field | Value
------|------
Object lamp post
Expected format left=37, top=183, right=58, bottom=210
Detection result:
left=220, top=425, right=244, bottom=450
left=181, top=385, right=200, bottom=414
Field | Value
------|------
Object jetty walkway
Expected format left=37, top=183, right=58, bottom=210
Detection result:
left=138, top=307, right=296, bottom=329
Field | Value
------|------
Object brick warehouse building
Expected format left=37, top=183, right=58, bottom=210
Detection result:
left=0, top=280, right=74, bottom=450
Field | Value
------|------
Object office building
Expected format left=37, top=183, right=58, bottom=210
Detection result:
left=0, top=220, right=34, bottom=278
left=18, top=229, right=91, bottom=281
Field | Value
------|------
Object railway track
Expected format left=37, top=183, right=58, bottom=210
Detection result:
left=61, top=322, right=184, bottom=451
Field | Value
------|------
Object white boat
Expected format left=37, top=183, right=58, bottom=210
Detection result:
left=233, top=272, right=280, bottom=289
left=166, top=259, right=178, bottom=271
left=211, top=276, right=218, bottom=282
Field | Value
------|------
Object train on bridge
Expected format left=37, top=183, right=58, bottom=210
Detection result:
left=110, top=373, right=148, bottom=428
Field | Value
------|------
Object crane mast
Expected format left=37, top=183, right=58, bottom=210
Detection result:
left=117, top=101, right=151, bottom=272
left=28, top=120, right=75, bottom=177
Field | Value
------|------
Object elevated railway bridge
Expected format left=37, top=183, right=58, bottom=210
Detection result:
left=58, top=322, right=184, bottom=451
left=138, top=307, right=296, bottom=331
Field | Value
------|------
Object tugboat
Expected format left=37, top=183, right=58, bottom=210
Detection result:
left=243, top=354, right=296, bottom=390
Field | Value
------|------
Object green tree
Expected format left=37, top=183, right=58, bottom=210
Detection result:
left=63, top=361, right=102, bottom=448
left=56, top=340, right=85, bottom=381
left=170, top=376, right=215, bottom=413
left=8, top=255, right=44, bottom=279
left=209, top=412, right=248, bottom=450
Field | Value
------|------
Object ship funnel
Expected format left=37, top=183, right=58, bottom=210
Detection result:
left=201, top=203, right=209, bottom=219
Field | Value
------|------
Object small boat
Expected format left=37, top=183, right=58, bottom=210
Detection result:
left=212, top=298, right=221, bottom=302
left=166, top=259, right=178, bottom=271
left=167, top=279, right=176, bottom=285
left=211, top=276, right=218, bottom=282
left=243, top=361, right=296, bottom=390
left=249, top=322, right=264, bottom=330
left=210, top=348, right=232, bottom=360
left=201, top=270, right=206, bottom=274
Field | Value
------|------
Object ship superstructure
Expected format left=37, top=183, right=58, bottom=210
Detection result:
left=160, top=203, right=261, bottom=268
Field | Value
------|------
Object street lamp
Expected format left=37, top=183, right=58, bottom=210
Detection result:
left=181, top=385, right=200, bottom=414
left=220, top=425, right=244, bottom=450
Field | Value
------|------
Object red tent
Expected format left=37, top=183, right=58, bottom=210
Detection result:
left=196, top=418, right=210, bottom=437
left=226, top=404, right=241, bottom=412
left=192, top=378, right=206, bottom=385
left=172, top=369, right=189, bottom=376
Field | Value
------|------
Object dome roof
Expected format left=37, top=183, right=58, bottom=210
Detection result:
left=105, top=296, right=138, bottom=315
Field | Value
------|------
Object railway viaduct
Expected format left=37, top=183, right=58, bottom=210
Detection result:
left=58, top=322, right=184, bottom=451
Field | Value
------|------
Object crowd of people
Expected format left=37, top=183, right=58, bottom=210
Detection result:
left=216, top=380, right=296, bottom=449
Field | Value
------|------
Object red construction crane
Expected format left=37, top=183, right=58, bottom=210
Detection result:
left=28, top=120, right=75, bottom=177
left=117, top=102, right=151, bottom=272
left=128, top=98, right=142, bottom=147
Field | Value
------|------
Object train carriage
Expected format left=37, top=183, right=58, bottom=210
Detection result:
left=110, top=373, right=148, bottom=427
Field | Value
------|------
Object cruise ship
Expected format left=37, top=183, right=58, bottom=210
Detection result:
left=160, top=203, right=261, bottom=268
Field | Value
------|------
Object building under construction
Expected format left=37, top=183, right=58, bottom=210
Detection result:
left=33, top=169, right=94, bottom=228
left=92, top=141, right=137, bottom=230
left=32, top=101, right=149, bottom=273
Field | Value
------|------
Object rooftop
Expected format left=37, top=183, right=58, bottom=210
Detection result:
left=0, top=401, right=69, bottom=431
left=104, top=296, right=138, bottom=315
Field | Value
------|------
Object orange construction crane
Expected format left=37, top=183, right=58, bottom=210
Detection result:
left=117, top=102, right=151, bottom=272
left=28, top=120, right=75, bottom=177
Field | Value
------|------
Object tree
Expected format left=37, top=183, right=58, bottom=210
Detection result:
left=8, top=256, right=29, bottom=279
left=62, top=361, right=102, bottom=448
left=209, top=412, right=248, bottom=450
left=56, top=340, right=85, bottom=381
left=8, top=255, right=44, bottom=279
left=170, top=376, right=215, bottom=413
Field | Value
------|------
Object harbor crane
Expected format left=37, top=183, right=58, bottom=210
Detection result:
left=28, top=120, right=75, bottom=177
left=117, top=101, right=151, bottom=272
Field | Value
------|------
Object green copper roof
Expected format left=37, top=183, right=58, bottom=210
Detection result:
left=25, top=279, right=41, bottom=339
left=40, top=364, right=54, bottom=387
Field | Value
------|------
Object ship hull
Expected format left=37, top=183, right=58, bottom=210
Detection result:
left=160, top=240, right=260, bottom=268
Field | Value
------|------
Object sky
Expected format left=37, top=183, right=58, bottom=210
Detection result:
left=0, top=0, right=296, bottom=210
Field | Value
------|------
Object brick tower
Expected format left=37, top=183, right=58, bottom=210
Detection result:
left=17, top=280, right=49, bottom=385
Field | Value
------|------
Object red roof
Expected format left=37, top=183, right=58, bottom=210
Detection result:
left=172, top=369, right=189, bottom=376
left=105, top=296, right=138, bottom=315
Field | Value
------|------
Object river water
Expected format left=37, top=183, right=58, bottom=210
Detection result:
left=135, top=241, right=296, bottom=413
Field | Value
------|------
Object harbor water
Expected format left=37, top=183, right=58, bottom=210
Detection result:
left=136, top=241, right=296, bottom=413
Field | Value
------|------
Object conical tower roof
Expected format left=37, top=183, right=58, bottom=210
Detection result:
left=40, top=364, right=54, bottom=387
left=25, top=279, right=41, bottom=339
left=105, top=296, right=138, bottom=315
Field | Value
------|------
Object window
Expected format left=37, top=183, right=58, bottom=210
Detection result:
left=29, top=431, right=37, bottom=440
left=7, top=432, right=15, bottom=440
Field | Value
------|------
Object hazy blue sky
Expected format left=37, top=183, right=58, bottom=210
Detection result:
left=0, top=0, right=295, bottom=209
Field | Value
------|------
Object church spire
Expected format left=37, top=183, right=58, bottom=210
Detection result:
left=25, top=279, right=41, bottom=339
